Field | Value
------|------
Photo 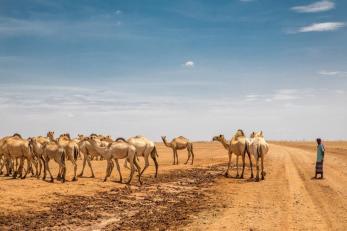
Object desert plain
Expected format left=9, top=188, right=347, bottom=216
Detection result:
left=0, top=140, right=346, bottom=230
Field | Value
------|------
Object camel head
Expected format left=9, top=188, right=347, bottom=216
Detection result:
left=90, top=133, right=98, bottom=139
left=212, top=134, right=224, bottom=142
left=59, top=133, right=71, bottom=140
left=47, top=131, right=55, bottom=140
left=102, top=135, right=113, bottom=142
left=234, top=129, right=245, bottom=138
left=251, top=131, right=264, bottom=138
left=27, top=137, right=34, bottom=144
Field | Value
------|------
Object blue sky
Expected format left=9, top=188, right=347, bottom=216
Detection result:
left=0, top=0, right=346, bottom=140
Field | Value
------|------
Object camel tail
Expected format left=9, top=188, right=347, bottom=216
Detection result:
left=61, top=149, right=66, bottom=164
left=73, top=146, right=79, bottom=161
left=150, top=146, right=159, bottom=178
left=257, top=145, right=262, bottom=159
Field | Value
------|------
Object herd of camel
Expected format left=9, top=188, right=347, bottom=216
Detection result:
left=0, top=129, right=268, bottom=184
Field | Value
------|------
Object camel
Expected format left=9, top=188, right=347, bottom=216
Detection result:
left=249, top=131, right=269, bottom=181
left=0, top=136, right=12, bottom=175
left=77, top=134, right=106, bottom=178
left=161, top=136, right=194, bottom=165
left=86, top=136, right=142, bottom=184
left=28, top=134, right=51, bottom=177
left=2, top=134, right=35, bottom=179
left=123, top=136, right=159, bottom=177
left=58, top=133, right=79, bottom=181
left=213, top=129, right=253, bottom=178
left=41, top=137, right=66, bottom=183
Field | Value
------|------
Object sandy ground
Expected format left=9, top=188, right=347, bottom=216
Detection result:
left=0, top=141, right=346, bottom=230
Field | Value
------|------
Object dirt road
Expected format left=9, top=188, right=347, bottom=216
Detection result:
left=0, top=141, right=346, bottom=230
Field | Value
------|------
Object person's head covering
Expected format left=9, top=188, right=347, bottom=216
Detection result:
left=316, top=138, right=322, bottom=144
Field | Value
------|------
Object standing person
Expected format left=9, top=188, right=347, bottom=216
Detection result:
left=315, top=138, right=325, bottom=179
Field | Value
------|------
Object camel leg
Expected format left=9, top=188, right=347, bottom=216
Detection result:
left=241, top=152, right=246, bottom=179
left=236, top=154, right=240, bottom=178
left=17, top=157, right=25, bottom=179
left=114, top=159, right=122, bottom=183
left=7, top=159, right=13, bottom=176
left=0, top=158, right=4, bottom=175
left=134, top=158, right=142, bottom=185
left=78, top=152, right=87, bottom=177
left=175, top=149, right=179, bottom=165
left=56, top=166, right=62, bottom=180
left=248, top=152, right=254, bottom=178
left=86, top=154, right=95, bottom=178
left=22, top=159, right=31, bottom=179
left=41, top=157, right=47, bottom=180
left=45, top=160, right=54, bottom=183
left=190, top=145, right=194, bottom=165
left=151, top=152, right=159, bottom=178
left=32, top=159, right=39, bottom=178
left=225, top=152, right=232, bottom=177
left=126, top=156, right=135, bottom=184
left=185, top=148, right=191, bottom=165
left=56, top=159, right=66, bottom=183
left=172, top=149, right=176, bottom=165
left=71, top=160, right=78, bottom=181
left=108, top=160, right=115, bottom=178
left=255, top=156, right=260, bottom=182
left=261, top=153, right=265, bottom=180
left=140, top=156, right=149, bottom=177
left=37, top=158, right=43, bottom=178
left=12, top=158, right=18, bottom=178
left=104, top=160, right=113, bottom=182
left=123, top=159, right=130, bottom=170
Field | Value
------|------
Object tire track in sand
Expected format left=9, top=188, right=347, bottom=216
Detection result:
left=283, top=146, right=329, bottom=230
left=285, top=145, right=347, bottom=230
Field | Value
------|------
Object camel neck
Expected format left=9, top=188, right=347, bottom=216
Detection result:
left=162, top=138, right=172, bottom=148
left=220, top=138, right=230, bottom=150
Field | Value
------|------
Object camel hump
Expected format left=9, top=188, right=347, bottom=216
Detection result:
left=115, top=137, right=127, bottom=142
left=12, top=133, right=22, bottom=138
left=177, top=136, right=186, bottom=139
left=134, top=135, right=144, bottom=138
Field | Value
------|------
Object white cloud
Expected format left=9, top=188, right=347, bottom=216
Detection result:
left=115, top=10, right=122, bottom=15
left=272, top=89, right=300, bottom=101
left=318, top=70, right=347, bottom=77
left=291, top=1, right=335, bottom=13
left=184, top=60, right=194, bottom=68
left=297, top=22, right=345, bottom=32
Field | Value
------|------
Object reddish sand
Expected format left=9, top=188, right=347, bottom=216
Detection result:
left=0, top=141, right=346, bottom=230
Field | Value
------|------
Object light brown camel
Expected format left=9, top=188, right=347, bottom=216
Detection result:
left=42, top=143, right=66, bottom=183
left=0, top=136, right=12, bottom=175
left=213, top=129, right=253, bottom=178
left=41, top=133, right=66, bottom=183
left=249, top=131, right=269, bottom=181
left=2, top=134, right=35, bottom=179
left=86, top=137, right=142, bottom=184
left=77, top=134, right=109, bottom=178
left=161, top=136, right=194, bottom=165
left=123, top=136, right=159, bottom=177
left=58, top=133, right=79, bottom=181
left=28, top=134, right=50, bottom=177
